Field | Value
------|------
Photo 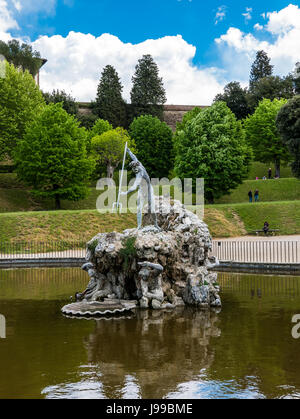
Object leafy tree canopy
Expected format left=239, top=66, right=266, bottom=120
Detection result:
left=214, top=81, right=251, bottom=120
left=276, top=95, right=300, bottom=178
left=77, top=113, right=98, bottom=130
left=129, top=115, right=174, bottom=179
left=0, top=39, right=42, bottom=76
left=91, top=128, right=135, bottom=179
left=244, top=98, right=290, bottom=177
left=0, top=62, right=45, bottom=160
left=176, top=107, right=204, bottom=132
left=95, top=65, right=127, bottom=128
left=174, top=101, right=252, bottom=203
left=43, top=89, right=78, bottom=115
left=14, top=103, right=94, bottom=210
left=89, top=118, right=113, bottom=139
left=248, top=75, right=294, bottom=111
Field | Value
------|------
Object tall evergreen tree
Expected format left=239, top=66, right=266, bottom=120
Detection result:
left=95, top=65, right=126, bottom=128
left=249, top=50, right=273, bottom=87
left=129, top=54, right=166, bottom=122
left=293, top=62, right=300, bottom=95
left=214, top=81, right=251, bottom=120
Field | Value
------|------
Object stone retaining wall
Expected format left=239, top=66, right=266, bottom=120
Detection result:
left=77, top=103, right=208, bottom=131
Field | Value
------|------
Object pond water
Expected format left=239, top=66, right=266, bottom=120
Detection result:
left=0, top=268, right=300, bottom=399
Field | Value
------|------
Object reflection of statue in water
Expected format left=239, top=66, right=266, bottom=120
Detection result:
left=121, top=148, right=160, bottom=231
left=82, top=308, right=221, bottom=399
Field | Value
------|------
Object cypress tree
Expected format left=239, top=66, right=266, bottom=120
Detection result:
left=95, top=65, right=126, bottom=128
left=293, top=62, right=300, bottom=95
left=129, top=54, right=166, bottom=123
left=249, top=50, right=273, bottom=87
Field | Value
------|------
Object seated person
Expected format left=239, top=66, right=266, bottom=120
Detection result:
left=263, top=221, right=270, bottom=235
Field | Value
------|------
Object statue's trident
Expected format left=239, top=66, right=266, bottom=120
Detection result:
left=112, top=142, right=128, bottom=213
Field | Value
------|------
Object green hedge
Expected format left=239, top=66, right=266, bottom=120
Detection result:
left=0, top=165, right=14, bottom=173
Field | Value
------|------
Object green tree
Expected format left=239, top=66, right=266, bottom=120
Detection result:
left=248, top=75, right=294, bottom=111
left=0, top=62, right=45, bottom=160
left=244, top=98, right=290, bottom=177
left=276, top=96, right=300, bottom=178
left=95, top=65, right=127, bottom=128
left=214, top=81, right=251, bottom=120
left=175, top=107, right=204, bottom=132
left=14, top=103, right=94, bottom=210
left=249, top=50, right=273, bottom=87
left=129, top=115, right=173, bottom=179
left=174, top=102, right=252, bottom=203
left=91, top=128, right=135, bottom=178
left=77, top=113, right=98, bottom=130
left=292, top=63, right=300, bottom=95
left=129, top=54, right=166, bottom=123
left=173, top=107, right=204, bottom=176
left=89, top=118, right=113, bottom=139
left=43, top=89, right=78, bottom=115
left=0, top=39, right=43, bottom=76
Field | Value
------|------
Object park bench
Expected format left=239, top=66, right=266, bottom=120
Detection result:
left=251, top=229, right=280, bottom=236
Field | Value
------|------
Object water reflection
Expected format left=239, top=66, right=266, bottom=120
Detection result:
left=1, top=268, right=300, bottom=399
left=43, top=308, right=221, bottom=399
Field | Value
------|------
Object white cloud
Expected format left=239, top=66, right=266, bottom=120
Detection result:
left=215, top=6, right=227, bottom=25
left=216, top=4, right=300, bottom=80
left=242, top=7, right=252, bottom=22
left=254, top=23, right=263, bottom=31
left=265, top=3, right=300, bottom=34
left=12, top=0, right=21, bottom=12
left=13, top=0, right=57, bottom=15
left=0, top=0, right=19, bottom=32
left=32, top=32, right=224, bottom=105
left=0, top=2, right=300, bottom=105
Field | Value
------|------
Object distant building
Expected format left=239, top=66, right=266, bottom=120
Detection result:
left=34, top=58, right=47, bottom=87
left=77, top=103, right=209, bottom=131
left=0, top=54, right=47, bottom=86
left=163, top=105, right=208, bottom=131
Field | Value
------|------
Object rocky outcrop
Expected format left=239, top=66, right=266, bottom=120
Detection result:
left=70, top=197, right=221, bottom=312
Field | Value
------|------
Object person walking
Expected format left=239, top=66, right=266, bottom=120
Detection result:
left=254, top=189, right=259, bottom=202
left=248, top=190, right=253, bottom=203
left=268, top=168, right=272, bottom=179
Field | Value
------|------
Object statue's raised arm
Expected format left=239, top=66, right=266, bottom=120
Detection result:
left=127, top=147, right=139, bottom=164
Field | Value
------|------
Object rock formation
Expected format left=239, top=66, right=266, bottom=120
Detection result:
left=68, top=197, right=221, bottom=312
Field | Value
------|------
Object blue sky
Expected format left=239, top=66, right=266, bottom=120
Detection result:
left=1, top=0, right=300, bottom=103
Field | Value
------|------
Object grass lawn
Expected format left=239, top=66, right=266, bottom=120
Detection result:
left=208, top=200, right=300, bottom=237
left=247, top=161, right=293, bottom=180
left=215, top=178, right=300, bottom=204
left=0, top=201, right=299, bottom=244
left=1, top=174, right=300, bottom=212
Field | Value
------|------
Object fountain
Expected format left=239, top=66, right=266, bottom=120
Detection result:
left=62, top=148, right=221, bottom=316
